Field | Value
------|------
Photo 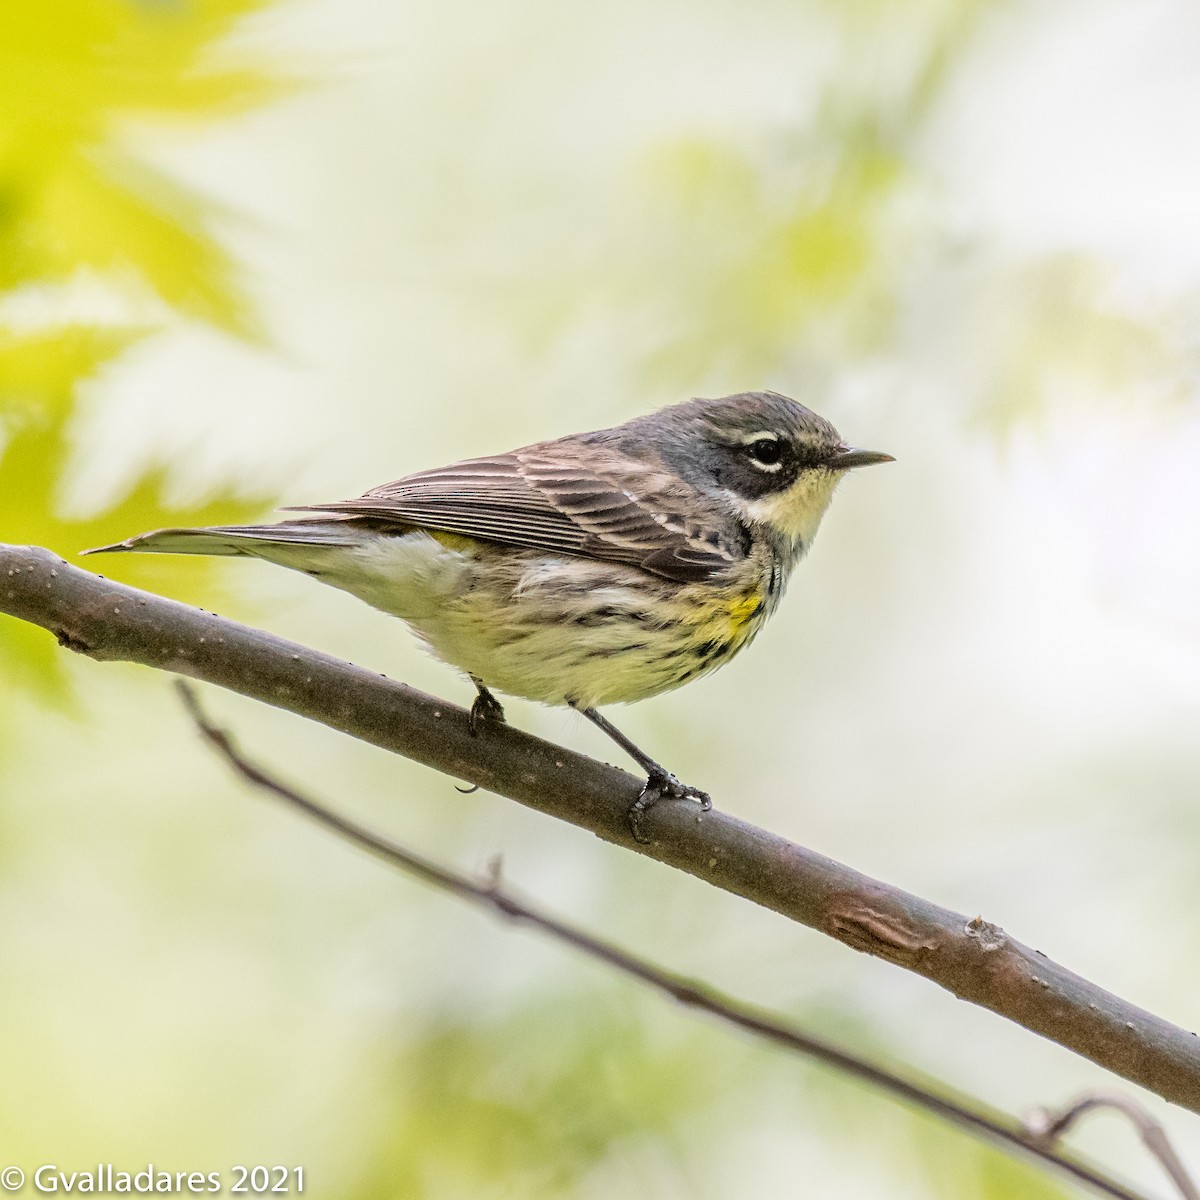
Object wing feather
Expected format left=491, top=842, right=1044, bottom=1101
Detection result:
left=286, top=448, right=743, bottom=583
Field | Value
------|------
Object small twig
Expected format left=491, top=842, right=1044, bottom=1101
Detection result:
left=177, top=680, right=1160, bottom=1200
left=1027, top=1093, right=1199, bottom=1200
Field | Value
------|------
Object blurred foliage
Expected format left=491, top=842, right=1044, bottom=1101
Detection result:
left=630, top=134, right=906, bottom=384
left=905, top=1095, right=1075, bottom=1200
left=502, top=0, right=1196, bottom=437
left=915, top=1129, right=1076, bottom=1200
left=506, top=0, right=998, bottom=389
left=349, top=997, right=721, bottom=1199
left=343, top=982, right=1088, bottom=1200
left=977, top=254, right=1199, bottom=431
left=0, top=328, right=268, bottom=702
left=0, top=0, right=289, bottom=333
left=0, top=0, right=284, bottom=706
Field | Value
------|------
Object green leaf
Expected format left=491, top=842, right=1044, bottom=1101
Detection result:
left=0, top=327, right=271, bottom=702
left=0, top=0, right=291, bottom=329
left=31, top=151, right=260, bottom=338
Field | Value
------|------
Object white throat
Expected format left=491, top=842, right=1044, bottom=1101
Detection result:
left=728, top=469, right=842, bottom=558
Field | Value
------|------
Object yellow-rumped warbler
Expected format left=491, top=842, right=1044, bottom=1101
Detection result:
left=88, top=391, right=891, bottom=838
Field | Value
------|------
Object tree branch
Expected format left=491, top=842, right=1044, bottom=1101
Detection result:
left=3, top=543, right=1199, bottom=1114
left=177, top=680, right=1157, bottom=1200
left=1027, top=1094, right=1200, bottom=1200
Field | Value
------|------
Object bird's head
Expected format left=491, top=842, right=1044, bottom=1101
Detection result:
left=646, top=390, right=894, bottom=555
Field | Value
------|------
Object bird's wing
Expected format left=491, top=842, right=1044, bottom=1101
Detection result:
left=285, top=448, right=744, bottom=583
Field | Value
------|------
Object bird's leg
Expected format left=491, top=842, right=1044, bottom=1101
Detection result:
left=469, top=677, right=506, bottom=735
left=573, top=704, right=712, bottom=843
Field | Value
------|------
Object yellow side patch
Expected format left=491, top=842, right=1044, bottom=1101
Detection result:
left=726, top=591, right=764, bottom=636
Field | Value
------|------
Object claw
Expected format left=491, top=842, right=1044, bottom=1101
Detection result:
left=468, top=686, right=506, bottom=736
left=628, top=781, right=657, bottom=844
left=626, top=771, right=712, bottom=843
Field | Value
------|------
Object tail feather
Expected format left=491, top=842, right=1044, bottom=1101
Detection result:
left=83, top=520, right=363, bottom=558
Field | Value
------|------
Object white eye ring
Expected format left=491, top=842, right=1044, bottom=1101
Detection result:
left=742, top=433, right=784, bottom=471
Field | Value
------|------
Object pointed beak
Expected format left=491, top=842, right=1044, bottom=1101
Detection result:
left=829, top=445, right=895, bottom=471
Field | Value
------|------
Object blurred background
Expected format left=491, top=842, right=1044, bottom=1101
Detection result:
left=2, top=0, right=1199, bottom=1195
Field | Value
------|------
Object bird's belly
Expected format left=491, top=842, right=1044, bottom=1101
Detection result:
left=410, top=548, right=774, bottom=708
left=283, top=533, right=780, bottom=708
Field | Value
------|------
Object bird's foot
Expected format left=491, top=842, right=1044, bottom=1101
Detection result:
left=469, top=685, right=506, bottom=736
left=627, top=770, right=712, bottom=844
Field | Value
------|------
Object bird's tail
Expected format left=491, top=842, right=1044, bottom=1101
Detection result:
left=83, top=520, right=363, bottom=559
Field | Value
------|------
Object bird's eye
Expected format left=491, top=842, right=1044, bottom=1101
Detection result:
left=745, top=437, right=783, bottom=468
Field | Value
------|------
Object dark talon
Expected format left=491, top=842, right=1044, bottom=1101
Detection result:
left=628, top=780, right=658, bottom=844
left=469, top=681, right=506, bottom=736
left=626, top=770, right=712, bottom=843
left=571, top=705, right=712, bottom=841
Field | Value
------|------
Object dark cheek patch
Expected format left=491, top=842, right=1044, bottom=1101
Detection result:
left=726, top=456, right=801, bottom=500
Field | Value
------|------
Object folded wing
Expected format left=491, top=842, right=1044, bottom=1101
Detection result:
left=286, top=449, right=743, bottom=584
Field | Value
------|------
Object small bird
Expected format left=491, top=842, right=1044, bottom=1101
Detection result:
left=87, top=391, right=892, bottom=839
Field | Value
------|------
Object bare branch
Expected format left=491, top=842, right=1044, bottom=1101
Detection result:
left=178, top=680, right=1154, bottom=1200
left=1027, top=1094, right=1199, bottom=1200
left=3, top=543, right=1200, bottom=1115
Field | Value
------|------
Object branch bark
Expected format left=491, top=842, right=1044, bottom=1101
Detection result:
left=4, top=542, right=1199, bottom=1113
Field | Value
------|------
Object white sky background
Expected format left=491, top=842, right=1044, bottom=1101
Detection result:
left=935, top=0, right=1200, bottom=283
left=29, top=0, right=1200, bottom=1193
